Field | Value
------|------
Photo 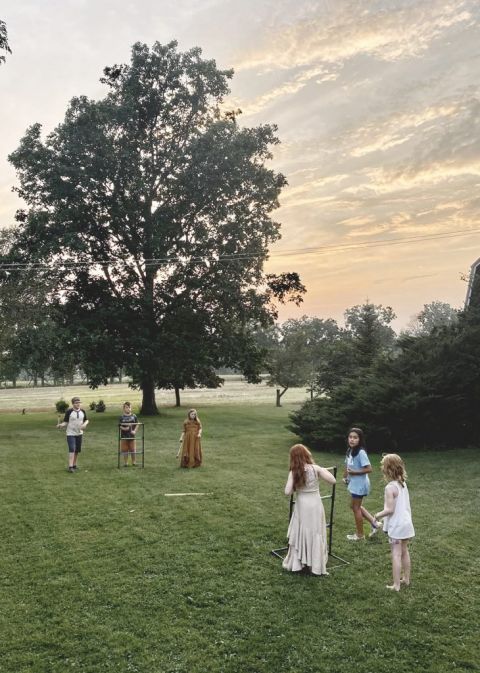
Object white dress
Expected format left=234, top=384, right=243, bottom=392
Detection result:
left=282, top=465, right=329, bottom=575
left=383, top=480, right=415, bottom=540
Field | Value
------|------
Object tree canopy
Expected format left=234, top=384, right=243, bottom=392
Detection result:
left=6, top=41, right=304, bottom=412
left=0, top=19, right=11, bottom=65
left=405, top=300, right=458, bottom=336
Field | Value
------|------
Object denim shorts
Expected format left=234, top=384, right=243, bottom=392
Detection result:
left=67, top=435, right=83, bottom=453
left=350, top=493, right=366, bottom=499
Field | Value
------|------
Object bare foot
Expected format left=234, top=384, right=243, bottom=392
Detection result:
left=400, top=578, right=410, bottom=586
left=386, top=584, right=400, bottom=591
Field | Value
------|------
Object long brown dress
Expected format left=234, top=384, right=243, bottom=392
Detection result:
left=180, top=419, right=202, bottom=468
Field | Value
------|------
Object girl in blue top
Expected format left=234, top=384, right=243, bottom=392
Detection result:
left=343, top=427, right=380, bottom=541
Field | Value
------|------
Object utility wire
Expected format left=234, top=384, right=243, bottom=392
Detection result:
left=1, top=226, right=479, bottom=271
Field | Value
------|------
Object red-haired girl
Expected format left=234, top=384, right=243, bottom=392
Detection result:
left=282, top=444, right=336, bottom=576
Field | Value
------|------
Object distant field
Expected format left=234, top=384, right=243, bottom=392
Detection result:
left=0, top=375, right=309, bottom=413
left=0, top=405, right=477, bottom=673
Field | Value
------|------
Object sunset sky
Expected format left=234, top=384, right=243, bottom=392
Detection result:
left=1, top=0, right=479, bottom=329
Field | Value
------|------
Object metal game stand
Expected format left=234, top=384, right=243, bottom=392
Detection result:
left=271, top=465, right=349, bottom=570
left=117, top=422, right=145, bottom=468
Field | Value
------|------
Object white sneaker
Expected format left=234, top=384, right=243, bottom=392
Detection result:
left=346, top=533, right=365, bottom=541
left=369, top=520, right=383, bottom=538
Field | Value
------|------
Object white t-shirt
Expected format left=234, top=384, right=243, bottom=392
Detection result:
left=63, top=408, right=87, bottom=436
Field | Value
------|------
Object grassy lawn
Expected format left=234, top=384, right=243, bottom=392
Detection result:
left=0, top=405, right=478, bottom=673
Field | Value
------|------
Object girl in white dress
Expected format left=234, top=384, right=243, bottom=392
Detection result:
left=282, top=444, right=336, bottom=576
left=373, top=454, right=415, bottom=591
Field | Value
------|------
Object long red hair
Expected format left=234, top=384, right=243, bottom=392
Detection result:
left=289, top=444, right=315, bottom=489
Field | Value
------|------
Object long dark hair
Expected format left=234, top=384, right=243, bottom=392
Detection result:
left=346, top=427, right=365, bottom=458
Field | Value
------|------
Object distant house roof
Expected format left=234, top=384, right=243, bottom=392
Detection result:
left=465, top=257, right=480, bottom=308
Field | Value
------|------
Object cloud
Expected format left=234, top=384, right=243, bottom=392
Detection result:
left=233, top=66, right=339, bottom=116
left=234, top=0, right=474, bottom=73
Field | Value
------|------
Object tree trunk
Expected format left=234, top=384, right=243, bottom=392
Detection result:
left=276, top=387, right=288, bottom=407
left=118, top=368, right=123, bottom=384
left=140, top=380, right=159, bottom=415
left=174, top=386, right=181, bottom=407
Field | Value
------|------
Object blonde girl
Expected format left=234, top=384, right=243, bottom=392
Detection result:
left=374, top=454, right=415, bottom=591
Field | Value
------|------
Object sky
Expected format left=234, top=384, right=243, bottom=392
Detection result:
left=1, top=0, right=479, bottom=329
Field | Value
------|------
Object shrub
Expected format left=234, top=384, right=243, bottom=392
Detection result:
left=89, top=401, right=96, bottom=410
left=55, top=399, right=69, bottom=414
left=95, top=400, right=106, bottom=413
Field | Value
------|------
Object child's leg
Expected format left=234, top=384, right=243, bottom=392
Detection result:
left=351, top=497, right=365, bottom=537
left=400, top=540, right=411, bottom=585
left=121, top=440, right=129, bottom=465
left=130, top=440, right=137, bottom=466
left=73, top=436, right=82, bottom=467
left=67, top=436, right=75, bottom=468
left=387, top=540, right=402, bottom=591
left=360, top=505, right=376, bottom=525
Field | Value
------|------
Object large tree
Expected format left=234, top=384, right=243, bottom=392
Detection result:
left=8, top=41, right=303, bottom=413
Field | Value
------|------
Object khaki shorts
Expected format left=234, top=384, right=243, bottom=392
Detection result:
left=120, top=439, right=136, bottom=453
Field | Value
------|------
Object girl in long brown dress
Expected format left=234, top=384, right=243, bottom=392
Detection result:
left=178, top=409, right=203, bottom=468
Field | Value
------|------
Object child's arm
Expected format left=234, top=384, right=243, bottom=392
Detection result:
left=80, top=420, right=89, bottom=430
left=284, top=471, right=294, bottom=495
left=347, top=465, right=372, bottom=475
left=315, top=465, right=336, bottom=485
left=375, top=484, right=398, bottom=520
left=57, top=409, right=70, bottom=428
left=346, top=449, right=372, bottom=475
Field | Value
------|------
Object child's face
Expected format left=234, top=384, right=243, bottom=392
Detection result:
left=124, top=405, right=131, bottom=414
left=189, top=411, right=196, bottom=420
left=73, top=400, right=81, bottom=409
left=348, top=432, right=360, bottom=448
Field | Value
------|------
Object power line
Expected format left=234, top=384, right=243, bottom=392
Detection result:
left=1, top=226, right=479, bottom=271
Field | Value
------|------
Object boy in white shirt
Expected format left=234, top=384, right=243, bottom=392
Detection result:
left=57, top=396, right=89, bottom=472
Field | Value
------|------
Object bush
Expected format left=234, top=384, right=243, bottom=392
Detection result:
left=95, top=400, right=106, bottom=413
left=55, top=399, right=69, bottom=414
left=289, top=312, right=480, bottom=452
left=89, top=401, right=96, bottom=411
